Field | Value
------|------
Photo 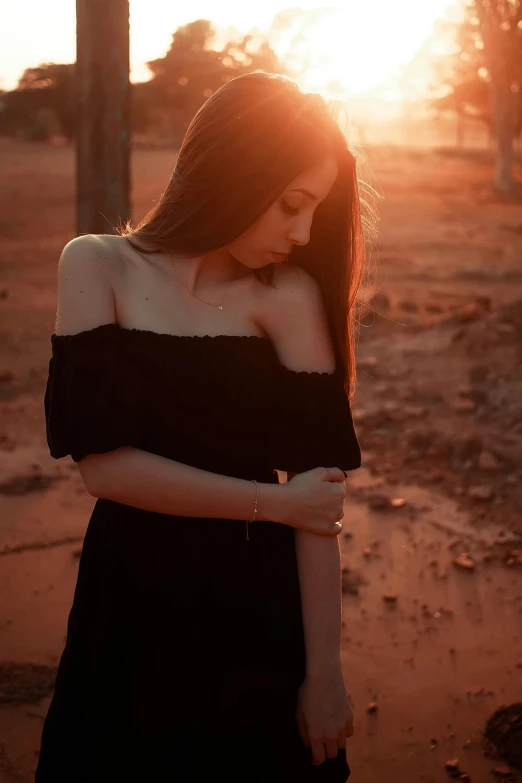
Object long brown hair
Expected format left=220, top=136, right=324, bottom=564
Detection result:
left=120, top=71, right=374, bottom=400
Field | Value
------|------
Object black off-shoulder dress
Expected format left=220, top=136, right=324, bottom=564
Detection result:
left=35, top=323, right=361, bottom=783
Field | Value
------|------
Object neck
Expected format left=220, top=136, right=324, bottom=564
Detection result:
left=172, top=248, right=249, bottom=293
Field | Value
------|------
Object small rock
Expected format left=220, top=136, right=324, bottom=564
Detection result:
left=506, top=549, right=522, bottom=567
left=445, top=758, right=460, bottom=774
left=341, top=569, right=365, bottom=596
left=399, top=300, right=419, bottom=312
left=468, top=485, right=494, bottom=501
left=368, top=493, right=391, bottom=511
left=478, top=451, right=500, bottom=471
left=404, top=406, right=427, bottom=417
left=453, top=399, right=476, bottom=413
left=358, top=356, right=378, bottom=369
left=458, top=774, right=470, bottom=781
left=456, top=384, right=473, bottom=397
left=363, top=547, right=372, bottom=557
left=492, top=767, right=512, bottom=778
left=382, top=593, right=398, bottom=603
left=454, top=302, right=487, bottom=323
left=367, top=702, right=378, bottom=713
left=390, top=497, right=406, bottom=508
left=453, top=553, right=476, bottom=570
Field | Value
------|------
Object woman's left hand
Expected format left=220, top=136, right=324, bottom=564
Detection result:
left=295, top=667, right=354, bottom=766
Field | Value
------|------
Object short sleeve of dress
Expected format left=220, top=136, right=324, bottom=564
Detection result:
left=44, top=326, right=142, bottom=463
left=272, top=365, right=361, bottom=475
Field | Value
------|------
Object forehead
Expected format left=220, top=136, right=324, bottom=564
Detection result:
left=286, top=154, right=338, bottom=200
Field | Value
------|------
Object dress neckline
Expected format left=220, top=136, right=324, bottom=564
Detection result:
left=50, top=321, right=341, bottom=379
left=51, top=322, right=270, bottom=342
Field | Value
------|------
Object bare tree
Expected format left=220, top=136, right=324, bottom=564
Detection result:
left=472, top=0, right=522, bottom=190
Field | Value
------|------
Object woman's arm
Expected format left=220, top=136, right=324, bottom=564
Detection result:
left=287, top=468, right=343, bottom=675
left=295, top=529, right=342, bottom=675
left=260, top=265, right=346, bottom=674
left=80, top=446, right=283, bottom=522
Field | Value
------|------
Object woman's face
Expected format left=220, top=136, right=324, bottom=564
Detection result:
left=226, top=153, right=339, bottom=268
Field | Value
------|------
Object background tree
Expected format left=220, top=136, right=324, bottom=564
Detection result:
left=430, top=0, right=522, bottom=190
left=0, top=63, right=76, bottom=141
left=145, top=19, right=285, bottom=144
left=430, top=12, right=491, bottom=130
left=474, top=0, right=522, bottom=189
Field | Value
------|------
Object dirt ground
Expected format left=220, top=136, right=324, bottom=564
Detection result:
left=0, top=136, right=521, bottom=782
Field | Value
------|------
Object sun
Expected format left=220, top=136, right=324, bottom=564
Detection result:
left=268, top=2, right=453, bottom=97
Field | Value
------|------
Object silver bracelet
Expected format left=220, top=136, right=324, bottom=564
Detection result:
left=246, top=479, right=259, bottom=541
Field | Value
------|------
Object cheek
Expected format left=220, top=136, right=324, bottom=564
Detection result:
left=240, top=212, right=281, bottom=250
left=253, top=208, right=286, bottom=243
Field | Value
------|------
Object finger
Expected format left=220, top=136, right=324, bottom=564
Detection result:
left=322, top=467, right=346, bottom=483
left=310, top=739, right=325, bottom=766
left=325, top=739, right=339, bottom=759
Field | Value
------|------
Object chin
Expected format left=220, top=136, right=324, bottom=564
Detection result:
left=237, top=257, right=275, bottom=270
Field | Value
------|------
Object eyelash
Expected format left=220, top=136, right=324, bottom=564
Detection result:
left=280, top=199, right=300, bottom=216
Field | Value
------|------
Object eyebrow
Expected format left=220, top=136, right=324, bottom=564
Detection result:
left=287, top=187, right=319, bottom=200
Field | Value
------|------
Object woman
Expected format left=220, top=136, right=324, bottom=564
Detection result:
left=36, top=71, right=369, bottom=782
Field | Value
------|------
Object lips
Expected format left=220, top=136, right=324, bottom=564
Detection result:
left=271, top=252, right=288, bottom=263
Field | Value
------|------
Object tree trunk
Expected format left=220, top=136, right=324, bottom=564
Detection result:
left=456, top=112, right=465, bottom=148
left=495, top=122, right=514, bottom=190
left=76, top=0, right=130, bottom=235
left=489, top=80, right=519, bottom=192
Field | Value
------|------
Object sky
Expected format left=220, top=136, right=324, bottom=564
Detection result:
left=0, top=0, right=453, bottom=97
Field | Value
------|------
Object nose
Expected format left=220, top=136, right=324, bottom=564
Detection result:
left=287, top=218, right=312, bottom=247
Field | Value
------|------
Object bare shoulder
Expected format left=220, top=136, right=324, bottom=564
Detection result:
left=54, top=234, right=120, bottom=335
left=257, top=262, right=325, bottom=319
left=59, top=233, right=124, bottom=275
left=267, top=261, right=321, bottom=298
left=258, top=262, right=336, bottom=373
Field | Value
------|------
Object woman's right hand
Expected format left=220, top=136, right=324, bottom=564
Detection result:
left=275, top=467, right=347, bottom=536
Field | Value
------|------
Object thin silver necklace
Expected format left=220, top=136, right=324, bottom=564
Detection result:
left=169, top=256, right=230, bottom=311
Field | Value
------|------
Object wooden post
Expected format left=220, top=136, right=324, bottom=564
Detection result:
left=76, top=0, right=130, bottom=235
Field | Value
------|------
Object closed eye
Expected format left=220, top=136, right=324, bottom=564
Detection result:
left=280, top=199, right=300, bottom=216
